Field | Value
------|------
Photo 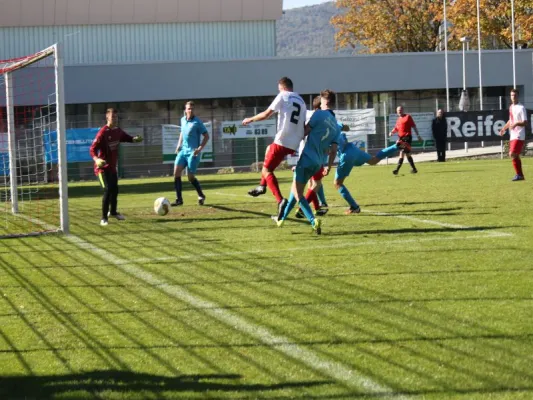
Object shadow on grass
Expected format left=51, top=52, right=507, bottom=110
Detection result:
left=208, top=204, right=277, bottom=219
left=43, top=177, right=293, bottom=199
left=323, top=225, right=516, bottom=237
left=421, top=169, right=485, bottom=174
left=364, top=200, right=470, bottom=207
left=0, top=370, right=330, bottom=398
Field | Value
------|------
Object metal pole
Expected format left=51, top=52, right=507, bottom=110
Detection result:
left=499, top=95, right=504, bottom=159
left=53, top=43, right=70, bottom=234
left=477, top=0, right=483, bottom=111
left=383, top=101, right=388, bottom=165
left=511, top=0, right=516, bottom=89
left=478, top=0, right=484, bottom=147
left=5, top=72, right=18, bottom=214
left=88, top=103, right=92, bottom=128
left=462, top=42, right=466, bottom=91
left=444, top=0, right=450, bottom=111
left=254, top=107, right=259, bottom=172
left=462, top=42, right=468, bottom=153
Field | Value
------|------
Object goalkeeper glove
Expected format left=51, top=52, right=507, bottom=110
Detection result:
left=133, top=136, right=143, bottom=143
left=95, top=158, right=106, bottom=168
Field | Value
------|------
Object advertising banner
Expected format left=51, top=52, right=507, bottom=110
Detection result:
left=162, top=123, right=213, bottom=164
left=221, top=120, right=276, bottom=139
left=0, top=133, right=7, bottom=175
left=335, top=109, right=376, bottom=135
left=445, top=109, right=533, bottom=142
left=44, top=128, right=99, bottom=164
left=388, top=112, right=435, bottom=146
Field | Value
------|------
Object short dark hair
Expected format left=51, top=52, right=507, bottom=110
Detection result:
left=511, top=88, right=519, bottom=96
left=320, top=89, right=336, bottom=106
left=278, top=77, right=293, bottom=91
left=312, top=95, right=321, bottom=110
left=106, top=107, right=117, bottom=114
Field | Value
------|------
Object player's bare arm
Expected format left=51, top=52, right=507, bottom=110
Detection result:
left=323, top=143, right=338, bottom=176
left=175, top=134, right=183, bottom=153
left=413, top=126, right=422, bottom=140
left=499, top=121, right=511, bottom=136
left=242, top=109, right=275, bottom=126
left=304, top=123, right=312, bottom=137
left=194, top=132, right=209, bottom=156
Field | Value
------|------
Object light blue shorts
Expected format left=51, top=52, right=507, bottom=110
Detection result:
left=175, top=150, right=201, bottom=173
left=294, top=161, right=321, bottom=184
left=335, top=148, right=372, bottom=180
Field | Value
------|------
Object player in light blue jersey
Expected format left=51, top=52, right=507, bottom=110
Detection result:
left=275, top=89, right=340, bottom=235
left=294, top=114, right=350, bottom=218
left=171, top=101, right=210, bottom=206
left=334, top=127, right=411, bottom=214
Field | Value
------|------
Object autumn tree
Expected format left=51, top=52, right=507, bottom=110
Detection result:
left=446, top=0, right=533, bottom=50
left=331, top=0, right=444, bottom=54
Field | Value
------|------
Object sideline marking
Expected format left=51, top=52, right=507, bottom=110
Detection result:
left=213, top=191, right=513, bottom=237
left=131, top=231, right=510, bottom=264
left=15, top=214, right=400, bottom=395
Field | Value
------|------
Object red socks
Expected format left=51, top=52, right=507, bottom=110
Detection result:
left=305, top=189, right=319, bottom=210
left=513, top=158, right=524, bottom=177
left=265, top=174, right=283, bottom=203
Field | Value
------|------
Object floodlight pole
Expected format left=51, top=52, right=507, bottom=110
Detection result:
left=477, top=0, right=483, bottom=111
left=511, top=0, right=516, bottom=88
left=443, top=0, right=450, bottom=111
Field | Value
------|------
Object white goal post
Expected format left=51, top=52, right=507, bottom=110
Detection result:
left=0, top=44, right=69, bottom=237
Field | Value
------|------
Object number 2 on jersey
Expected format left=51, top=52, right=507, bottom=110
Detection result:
left=290, top=102, right=301, bottom=124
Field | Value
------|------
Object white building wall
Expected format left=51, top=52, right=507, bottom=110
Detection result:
left=0, top=21, right=276, bottom=65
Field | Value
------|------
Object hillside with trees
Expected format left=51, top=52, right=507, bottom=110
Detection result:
left=276, top=2, right=354, bottom=57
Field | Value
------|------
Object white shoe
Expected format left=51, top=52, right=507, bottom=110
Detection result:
left=108, top=212, right=126, bottom=221
left=100, top=218, right=108, bottom=226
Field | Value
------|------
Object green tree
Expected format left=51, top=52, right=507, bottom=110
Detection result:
left=446, top=0, right=533, bottom=49
left=331, top=0, right=444, bottom=54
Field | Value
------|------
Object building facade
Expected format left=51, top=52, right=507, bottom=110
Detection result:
left=0, top=0, right=529, bottom=178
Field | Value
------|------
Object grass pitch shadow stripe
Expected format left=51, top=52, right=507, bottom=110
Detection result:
left=65, top=235, right=397, bottom=396
left=362, top=209, right=513, bottom=237
left=212, top=191, right=513, bottom=237
left=130, top=231, right=511, bottom=265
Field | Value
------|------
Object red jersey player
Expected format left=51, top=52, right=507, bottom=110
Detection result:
left=499, top=88, right=527, bottom=181
left=389, top=106, right=422, bottom=175
left=89, top=108, right=143, bottom=226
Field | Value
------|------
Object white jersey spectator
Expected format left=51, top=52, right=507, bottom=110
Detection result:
left=509, top=103, right=527, bottom=141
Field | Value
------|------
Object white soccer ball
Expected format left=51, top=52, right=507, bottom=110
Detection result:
left=154, top=197, right=171, bottom=216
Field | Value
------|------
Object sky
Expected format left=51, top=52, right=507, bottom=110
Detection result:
left=282, top=0, right=331, bottom=10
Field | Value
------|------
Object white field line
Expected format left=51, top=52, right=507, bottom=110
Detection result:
left=69, top=235, right=397, bottom=395
left=363, top=209, right=512, bottom=236
left=132, top=231, right=510, bottom=264
left=14, top=215, right=399, bottom=395
left=213, top=190, right=513, bottom=237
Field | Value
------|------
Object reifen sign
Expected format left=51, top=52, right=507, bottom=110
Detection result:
left=445, top=110, right=533, bottom=142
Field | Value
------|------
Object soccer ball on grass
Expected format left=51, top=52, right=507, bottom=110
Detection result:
left=154, top=197, right=171, bottom=216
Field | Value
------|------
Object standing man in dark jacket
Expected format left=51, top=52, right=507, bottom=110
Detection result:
left=432, top=109, right=448, bottom=162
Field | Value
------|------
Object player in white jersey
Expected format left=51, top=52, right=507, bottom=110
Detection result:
left=243, top=77, right=307, bottom=214
left=499, top=88, right=527, bottom=181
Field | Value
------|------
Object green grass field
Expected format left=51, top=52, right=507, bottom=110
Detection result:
left=1, top=158, right=532, bottom=399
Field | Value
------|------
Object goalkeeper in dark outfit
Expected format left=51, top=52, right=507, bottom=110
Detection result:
left=89, top=108, right=143, bottom=226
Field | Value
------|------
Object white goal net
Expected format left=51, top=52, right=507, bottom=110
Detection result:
left=0, top=45, right=69, bottom=238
